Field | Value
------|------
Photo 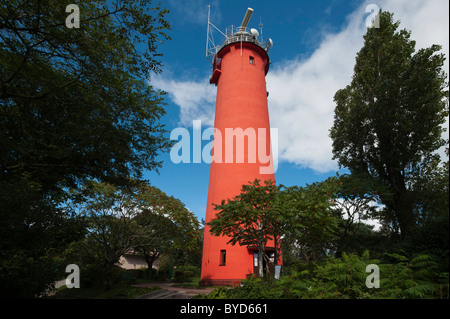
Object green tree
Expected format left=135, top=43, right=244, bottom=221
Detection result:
left=0, top=176, right=85, bottom=297
left=68, top=181, right=150, bottom=288
left=403, top=146, right=449, bottom=266
left=329, top=11, right=448, bottom=239
left=410, top=146, right=449, bottom=224
left=1, top=0, right=171, bottom=191
left=281, top=179, right=340, bottom=262
left=67, top=181, right=201, bottom=288
left=0, top=0, right=171, bottom=297
left=208, top=179, right=281, bottom=278
left=133, top=185, right=202, bottom=272
left=208, top=178, right=340, bottom=277
left=331, top=173, right=387, bottom=256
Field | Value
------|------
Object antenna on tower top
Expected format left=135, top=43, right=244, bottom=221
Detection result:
left=259, top=16, right=264, bottom=43
left=239, top=8, right=253, bottom=32
left=206, top=4, right=226, bottom=62
left=205, top=4, right=211, bottom=59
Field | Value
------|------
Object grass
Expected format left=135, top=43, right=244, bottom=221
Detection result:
left=172, top=276, right=202, bottom=288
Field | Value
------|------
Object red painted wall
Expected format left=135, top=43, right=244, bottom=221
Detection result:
left=200, top=41, right=278, bottom=285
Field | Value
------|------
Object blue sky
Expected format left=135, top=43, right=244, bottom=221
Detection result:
left=144, top=0, right=449, bottom=222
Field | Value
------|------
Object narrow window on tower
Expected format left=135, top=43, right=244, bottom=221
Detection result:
left=249, top=56, right=255, bottom=65
left=220, top=250, right=226, bottom=266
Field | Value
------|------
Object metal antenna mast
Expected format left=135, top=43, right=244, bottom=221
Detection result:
left=205, top=4, right=210, bottom=59
left=259, top=17, right=264, bottom=44
left=206, top=4, right=226, bottom=62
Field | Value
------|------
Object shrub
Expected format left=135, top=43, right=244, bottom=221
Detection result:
left=173, top=270, right=186, bottom=283
left=177, top=265, right=201, bottom=277
left=204, top=251, right=449, bottom=299
left=184, top=271, right=195, bottom=279
left=203, top=277, right=290, bottom=299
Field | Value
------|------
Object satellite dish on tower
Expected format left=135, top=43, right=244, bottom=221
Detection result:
left=268, top=38, right=273, bottom=47
left=250, top=28, right=259, bottom=37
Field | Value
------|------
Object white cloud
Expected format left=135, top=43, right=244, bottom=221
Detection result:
left=267, top=0, right=449, bottom=172
left=154, top=0, right=449, bottom=172
left=153, top=76, right=216, bottom=127
left=267, top=9, right=366, bottom=172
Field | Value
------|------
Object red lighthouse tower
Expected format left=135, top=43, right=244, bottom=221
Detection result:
left=200, top=7, right=279, bottom=286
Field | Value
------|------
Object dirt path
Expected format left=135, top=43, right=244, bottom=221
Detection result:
left=132, top=282, right=215, bottom=299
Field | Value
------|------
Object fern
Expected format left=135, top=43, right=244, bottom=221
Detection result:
left=402, top=282, right=437, bottom=299
left=204, top=251, right=447, bottom=299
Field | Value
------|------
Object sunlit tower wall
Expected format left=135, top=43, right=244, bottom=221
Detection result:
left=200, top=7, right=280, bottom=286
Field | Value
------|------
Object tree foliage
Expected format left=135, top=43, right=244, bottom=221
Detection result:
left=65, top=180, right=201, bottom=288
left=329, top=10, right=449, bottom=238
left=0, top=0, right=172, bottom=297
left=330, top=173, right=388, bottom=256
left=208, top=178, right=340, bottom=276
left=1, top=0, right=172, bottom=191
left=280, top=178, right=340, bottom=262
left=133, top=184, right=202, bottom=270
left=208, top=179, right=281, bottom=278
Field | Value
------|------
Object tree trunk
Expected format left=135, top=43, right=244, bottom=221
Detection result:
left=144, top=252, right=159, bottom=278
left=258, top=246, right=264, bottom=278
left=273, top=234, right=280, bottom=280
left=394, top=189, right=415, bottom=239
left=274, top=235, right=278, bottom=267
left=105, top=264, right=113, bottom=290
left=263, top=253, right=272, bottom=277
left=388, top=170, right=415, bottom=239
